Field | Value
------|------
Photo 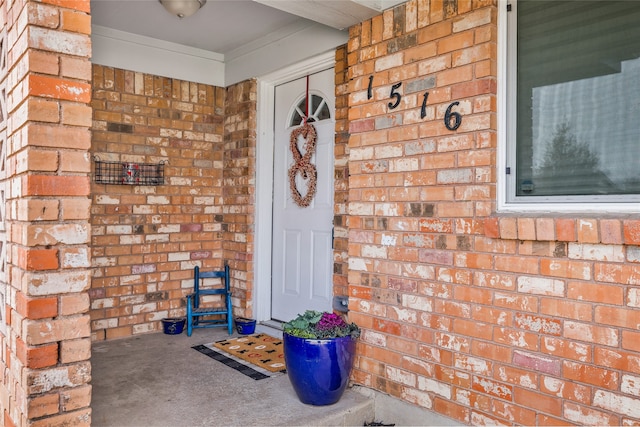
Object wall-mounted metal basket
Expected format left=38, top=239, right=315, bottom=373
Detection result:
left=94, top=158, right=165, bottom=186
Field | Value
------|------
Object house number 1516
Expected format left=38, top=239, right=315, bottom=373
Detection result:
left=368, top=76, right=463, bottom=131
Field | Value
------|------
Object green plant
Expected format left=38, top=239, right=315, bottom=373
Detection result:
left=283, top=310, right=360, bottom=339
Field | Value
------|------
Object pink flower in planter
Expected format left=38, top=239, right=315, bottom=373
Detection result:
left=316, top=312, right=348, bottom=331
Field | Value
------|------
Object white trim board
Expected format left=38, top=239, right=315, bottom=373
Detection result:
left=91, top=25, right=225, bottom=87
left=91, top=24, right=347, bottom=88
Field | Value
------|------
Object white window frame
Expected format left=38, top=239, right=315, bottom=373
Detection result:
left=498, top=0, right=640, bottom=213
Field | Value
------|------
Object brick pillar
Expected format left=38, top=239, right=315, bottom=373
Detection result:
left=346, top=0, right=498, bottom=422
left=0, top=1, right=10, bottom=423
left=1, top=1, right=93, bottom=425
left=334, top=45, right=350, bottom=298
left=223, top=80, right=256, bottom=317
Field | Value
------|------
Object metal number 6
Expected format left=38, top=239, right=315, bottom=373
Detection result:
left=444, top=101, right=462, bottom=130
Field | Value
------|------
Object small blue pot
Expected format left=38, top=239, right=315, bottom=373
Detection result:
left=162, top=317, right=185, bottom=335
left=283, top=333, right=357, bottom=406
left=235, top=318, right=256, bottom=335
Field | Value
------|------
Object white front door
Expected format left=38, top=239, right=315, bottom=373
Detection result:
left=271, top=68, right=335, bottom=322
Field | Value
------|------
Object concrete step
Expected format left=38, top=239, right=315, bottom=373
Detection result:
left=291, top=388, right=375, bottom=426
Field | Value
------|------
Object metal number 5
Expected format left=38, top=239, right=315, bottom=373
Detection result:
left=388, top=82, right=402, bottom=109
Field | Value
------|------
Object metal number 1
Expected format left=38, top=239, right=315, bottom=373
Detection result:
left=420, top=91, right=429, bottom=119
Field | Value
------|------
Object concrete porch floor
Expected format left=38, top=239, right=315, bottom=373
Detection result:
left=91, top=328, right=460, bottom=426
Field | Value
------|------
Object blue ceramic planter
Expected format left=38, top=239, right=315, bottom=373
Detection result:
left=283, top=333, right=357, bottom=406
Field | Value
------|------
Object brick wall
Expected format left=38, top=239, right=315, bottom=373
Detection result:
left=346, top=0, right=640, bottom=425
left=1, top=0, right=93, bottom=425
left=90, top=65, right=226, bottom=340
left=89, top=68, right=343, bottom=331
left=222, top=80, right=256, bottom=318
left=0, top=1, right=10, bottom=424
left=334, top=46, right=351, bottom=298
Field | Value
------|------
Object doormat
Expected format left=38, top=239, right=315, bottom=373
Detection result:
left=192, top=334, right=285, bottom=381
left=192, top=344, right=272, bottom=380
left=214, top=334, right=286, bottom=373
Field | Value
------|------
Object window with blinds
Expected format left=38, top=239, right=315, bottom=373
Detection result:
left=506, top=1, right=640, bottom=204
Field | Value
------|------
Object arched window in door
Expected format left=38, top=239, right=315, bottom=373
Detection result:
left=289, top=94, right=331, bottom=127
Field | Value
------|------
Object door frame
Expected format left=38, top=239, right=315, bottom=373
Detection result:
left=254, top=51, right=336, bottom=323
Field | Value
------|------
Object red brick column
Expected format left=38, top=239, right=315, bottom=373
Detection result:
left=0, top=0, right=10, bottom=422
left=222, top=80, right=256, bottom=317
left=334, top=45, right=350, bottom=298
left=1, top=1, right=93, bottom=425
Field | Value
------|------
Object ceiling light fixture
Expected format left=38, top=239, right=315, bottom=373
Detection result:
left=159, top=0, right=207, bottom=19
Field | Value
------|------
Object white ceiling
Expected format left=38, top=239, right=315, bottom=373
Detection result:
left=90, top=0, right=405, bottom=57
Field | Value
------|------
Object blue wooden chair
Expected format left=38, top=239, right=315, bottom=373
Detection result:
left=186, top=265, right=233, bottom=336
